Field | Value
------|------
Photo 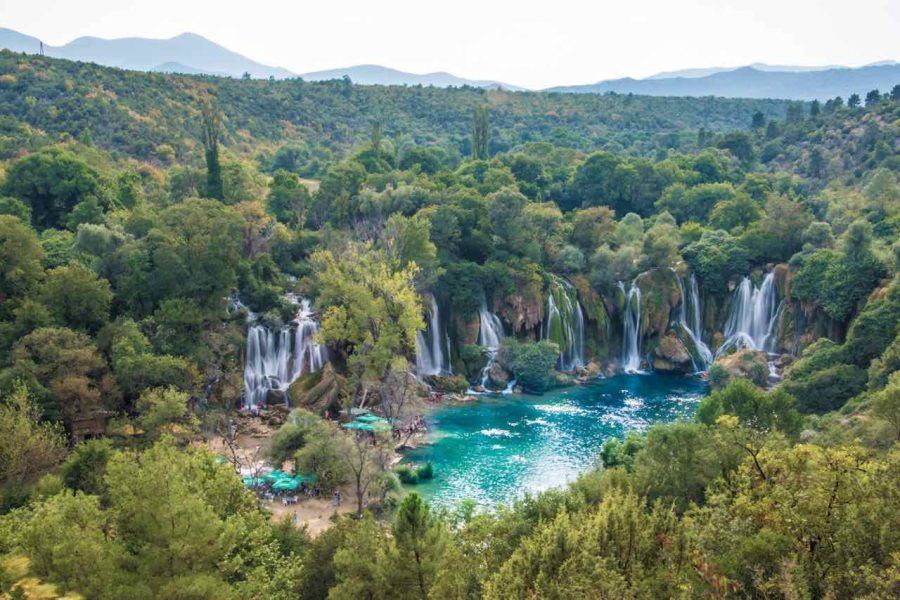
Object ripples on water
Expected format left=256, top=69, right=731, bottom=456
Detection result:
left=402, top=373, right=707, bottom=509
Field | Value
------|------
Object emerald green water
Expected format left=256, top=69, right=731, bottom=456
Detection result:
left=402, top=374, right=707, bottom=508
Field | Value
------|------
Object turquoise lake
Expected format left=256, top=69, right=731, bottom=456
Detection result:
left=402, top=374, right=708, bottom=508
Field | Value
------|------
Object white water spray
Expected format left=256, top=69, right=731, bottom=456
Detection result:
left=620, top=280, right=643, bottom=373
left=542, top=278, right=585, bottom=371
left=415, top=296, right=452, bottom=376
left=717, top=273, right=782, bottom=356
left=676, top=274, right=713, bottom=371
left=243, top=298, right=327, bottom=409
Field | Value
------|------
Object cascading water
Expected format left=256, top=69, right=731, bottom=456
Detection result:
left=675, top=274, right=713, bottom=371
left=717, top=273, right=782, bottom=356
left=620, top=280, right=643, bottom=373
left=474, top=301, right=505, bottom=390
left=542, top=278, right=586, bottom=371
left=243, top=298, right=327, bottom=410
left=415, top=296, right=452, bottom=376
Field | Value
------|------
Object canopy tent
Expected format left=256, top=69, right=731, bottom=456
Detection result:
left=354, top=413, right=389, bottom=423
left=263, top=470, right=287, bottom=483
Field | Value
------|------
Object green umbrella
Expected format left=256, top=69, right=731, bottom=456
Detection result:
left=263, top=470, right=286, bottom=483
left=272, top=477, right=301, bottom=491
left=242, top=476, right=264, bottom=488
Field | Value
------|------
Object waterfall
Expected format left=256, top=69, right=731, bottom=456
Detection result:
left=717, top=273, right=782, bottom=356
left=475, top=301, right=505, bottom=390
left=620, top=280, right=643, bottom=373
left=415, top=296, right=452, bottom=376
left=542, top=278, right=586, bottom=371
left=676, top=274, right=713, bottom=371
left=242, top=298, right=327, bottom=410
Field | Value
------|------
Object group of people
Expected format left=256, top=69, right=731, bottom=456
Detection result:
left=393, top=414, right=427, bottom=440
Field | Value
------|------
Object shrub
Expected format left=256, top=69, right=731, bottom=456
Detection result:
left=395, top=466, right=417, bottom=484
left=416, top=462, right=434, bottom=481
left=499, top=339, right=560, bottom=392
left=783, top=364, right=868, bottom=413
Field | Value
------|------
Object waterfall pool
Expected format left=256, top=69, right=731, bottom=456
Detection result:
left=400, top=373, right=708, bottom=508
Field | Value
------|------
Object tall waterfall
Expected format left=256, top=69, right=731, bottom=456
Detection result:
left=542, top=278, right=586, bottom=371
left=476, top=301, right=505, bottom=389
left=415, top=296, right=452, bottom=376
left=717, top=273, right=781, bottom=356
left=676, top=274, right=713, bottom=370
left=620, top=280, right=643, bottom=373
left=243, top=299, right=327, bottom=409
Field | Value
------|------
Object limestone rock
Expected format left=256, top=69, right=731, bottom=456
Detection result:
left=652, top=333, right=693, bottom=373
left=287, top=362, right=345, bottom=415
left=712, top=349, right=769, bottom=388
left=487, top=361, right=510, bottom=389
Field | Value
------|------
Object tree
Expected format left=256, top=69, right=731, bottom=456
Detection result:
left=339, top=429, right=395, bottom=516
left=391, top=493, right=447, bottom=599
left=848, top=93, right=861, bottom=108
left=0, top=215, right=43, bottom=304
left=751, top=111, right=765, bottom=129
left=870, top=372, right=900, bottom=441
left=60, top=438, right=114, bottom=497
left=135, top=387, right=198, bottom=442
left=0, top=383, right=66, bottom=489
left=472, top=105, right=489, bottom=160
left=683, top=230, right=750, bottom=296
left=865, top=89, right=881, bottom=106
left=201, top=101, right=224, bottom=201
left=266, top=170, right=311, bottom=227
left=38, top=262, right=112, bottom=333
left=1, top=148, right=105, bottom=230
left=7, top=327, right=118, bottom=434
left=313, top=244, right=423, bottom=405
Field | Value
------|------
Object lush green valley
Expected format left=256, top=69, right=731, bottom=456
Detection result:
left=0, top=50, right=898, bottom=599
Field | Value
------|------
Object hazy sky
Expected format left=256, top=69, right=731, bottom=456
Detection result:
left=2, top=0, right=898, bottom=88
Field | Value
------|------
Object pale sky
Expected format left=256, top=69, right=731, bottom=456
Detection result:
left=2, top=0, right=898, bottom=89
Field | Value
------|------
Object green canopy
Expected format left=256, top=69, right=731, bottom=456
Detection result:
left=355, top=414, right=388, bottom=423
left=263, top=470, right=286, bottom=483
left=242, top=476, right=264, bottom=488
left=272, top=477, right=301, bottom=491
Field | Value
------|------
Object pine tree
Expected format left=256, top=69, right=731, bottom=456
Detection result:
left=472, top=106, right=489, bottom=160
left=201, top=101, right=224, bottom=201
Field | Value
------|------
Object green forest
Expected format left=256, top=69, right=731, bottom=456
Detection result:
left=0, top=50, right=899, bottom=599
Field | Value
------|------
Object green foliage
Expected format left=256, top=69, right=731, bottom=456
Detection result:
left=697, top=378, right=801, bottom=435
left=683, top=229, right=750, bottom=295
left=60, top=439, right=114, bottom=497
left=498, top=339, right=560, bottom=392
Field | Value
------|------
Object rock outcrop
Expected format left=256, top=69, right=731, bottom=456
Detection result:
left=652, top=333, right=693, bottom=373
left=287, top=362, right=345, bottom=415
left=711, top=349, right=770, bottom=388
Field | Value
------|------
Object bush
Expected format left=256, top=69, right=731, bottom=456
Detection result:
left=499, top=339, right=560, bottom=392
left=416, top=462, right=434, bottom=481
left=783, top=364, right=868, bottom=413
left=395, top=465, right=417, bottom=484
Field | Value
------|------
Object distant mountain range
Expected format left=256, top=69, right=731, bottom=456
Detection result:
left=299, top=64, right=522, bottom=90
left=0, top=28, right=519, bottom=89
left=1, top=27, right=896, bottom=99
left=548, top=64, right=900, bottom=100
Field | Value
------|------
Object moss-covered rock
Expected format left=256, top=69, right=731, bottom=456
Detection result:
left=287, top=362, right=345, bottom=415
left=634, top=268, right=682, bottom=343
left=710, top=349, right=769, bottom=388
left=652, top=332, right=693, bottom=373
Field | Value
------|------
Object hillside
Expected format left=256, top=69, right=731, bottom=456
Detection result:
left=551, top=64, right=900, bottom=100
left=0, top=51, right=794, bottom=164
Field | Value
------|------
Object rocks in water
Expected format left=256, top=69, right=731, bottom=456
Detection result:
left=487, top=361, right=511, bottom=389
left=711, top=349, right=770, bottom=388
left=652, top=333, right=693, bottom=373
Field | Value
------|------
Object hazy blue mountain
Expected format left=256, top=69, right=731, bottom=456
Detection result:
left=0, top=28, right=44, bottom=53
left=0, top=28, right=294, bottom=79
left=151, top=61, right=227, bottom=77
left=300, top=64, right=524, bottom=90
left=547, top=65, right=900, bottom=100
left=647, top=62, right=847, bottom=80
